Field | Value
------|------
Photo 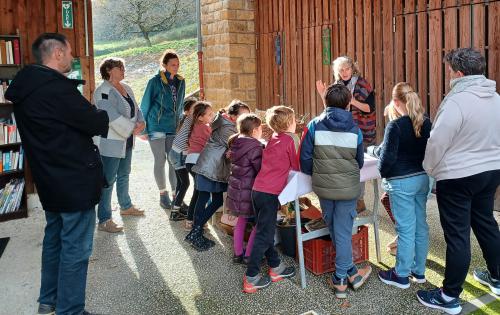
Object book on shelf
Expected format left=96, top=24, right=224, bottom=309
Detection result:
left=0, top=113, right=21, bottom=144
left=0, top=79, right=12, bottom=104
left=0, top=178, right=24, bottom=214
left=0, top=148, right=22, bottom=173
left=0, top=38, right=21, bottom=66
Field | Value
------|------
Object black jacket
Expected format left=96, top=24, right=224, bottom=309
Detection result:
left=375, top=116, right=431, bottom=179
left=5, top=65, right=109, bottom=212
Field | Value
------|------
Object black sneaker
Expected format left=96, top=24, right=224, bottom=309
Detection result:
left=169, top=211, right=186, bottom=221
left=416, top=288, right=462, bottom=315
left=184, top=227, right=198, bottom=244
left=243, top=274, right=272, bottom=293
left=410, top=271, right=426, bottom=284
left=191, top=232, right=211, bottom=251
left=378, top=268, right=410, bottom=289
left=179, top=203, right=189, bottom=216
left=473, top=269, right=500, bottom=296
left=269, top=265, right=296, bottom=282
left=37, top=304, right=55, bottom=315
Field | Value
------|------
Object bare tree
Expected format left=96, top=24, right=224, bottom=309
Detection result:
left=115, top=0, right=193, bottom=46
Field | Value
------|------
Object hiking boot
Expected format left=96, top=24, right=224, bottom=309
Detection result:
left=378, top=268, right=410, bottom=289
left=160, top=193, right=172, bottom=209
left=328, top=275, right=348, bottom=299
left=37, top=304, right=55, bottom=315
left=120, top=206, right=144, bottom=216
left=356, top=199, right=367, bottom=213
left=416, top=288, right=462, bottom=315
left=184, top=220, right=193, bottom=231
left=98, top=219, right=124, bottom=233
left=268, top=264, right=296, bottom=282
left=169, top=210, right=187, bottom=221
left=347, top=265, right=372, bottom=290
left=243, top=274, right=272, bottom=293
left=409, top=271, right=426, bottom=284
left=473, top=269, right=500, bottom=296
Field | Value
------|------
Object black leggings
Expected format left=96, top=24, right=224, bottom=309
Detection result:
left=186, top=163, right=198, bottom=221
left=193, top=191, right=224, bottom=227
left=173, top=168, right=190, bottom=207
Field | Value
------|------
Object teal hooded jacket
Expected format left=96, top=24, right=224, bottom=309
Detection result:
left=140, top=71, right=186, bottom=136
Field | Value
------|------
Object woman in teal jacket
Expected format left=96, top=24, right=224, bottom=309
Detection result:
left=141, top=49, right=186, bottom=209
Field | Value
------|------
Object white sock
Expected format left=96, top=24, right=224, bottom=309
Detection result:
left=441, top=291, right=455, bottom=302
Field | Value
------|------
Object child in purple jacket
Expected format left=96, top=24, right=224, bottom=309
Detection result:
left=226, top=114, right=264, bottom=264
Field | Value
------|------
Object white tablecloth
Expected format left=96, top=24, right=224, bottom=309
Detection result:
left=278, top=154, right=380, bottom=205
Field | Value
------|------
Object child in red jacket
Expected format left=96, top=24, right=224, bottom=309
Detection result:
left=243, top=106, right=299, bottom=293
left=226, top=114, right=264, bottom=265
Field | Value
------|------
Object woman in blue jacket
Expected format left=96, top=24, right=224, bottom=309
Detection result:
left=141, top=50, right=186, bottom=209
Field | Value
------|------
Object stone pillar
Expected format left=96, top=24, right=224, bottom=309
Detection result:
left=201, top=0, right=256, bottom=109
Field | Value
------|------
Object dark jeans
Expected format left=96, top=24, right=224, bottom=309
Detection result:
left=186, top=163, right=198, bottom=221
left=246, top=190, right=281, bottom=277
left=193, top=191, right=224, bottom=227
left=39, top=209, right=96, bottom=315
left=437, top=169, right=500, bottom=298
left=173, top=168, right=190, bottom=207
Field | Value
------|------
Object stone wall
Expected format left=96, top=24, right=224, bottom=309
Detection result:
left=201, top=0, right=256, bottom=109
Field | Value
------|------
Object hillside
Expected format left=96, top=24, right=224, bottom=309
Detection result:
left=94, top=37, right=199, bottom=103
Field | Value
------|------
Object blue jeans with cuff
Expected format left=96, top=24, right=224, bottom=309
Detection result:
left=319, top=198, right=357, bottom=279
left=383, top=174, right=430, bottom=277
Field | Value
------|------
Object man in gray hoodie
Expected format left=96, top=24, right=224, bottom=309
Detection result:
left=417, top=48, right=500, bottom=315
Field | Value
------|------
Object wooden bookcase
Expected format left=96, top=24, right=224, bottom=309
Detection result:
left=0, top=33, right=28, bottom=223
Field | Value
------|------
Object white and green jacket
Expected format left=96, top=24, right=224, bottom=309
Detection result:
left=93, top=81, right=144, bottom=158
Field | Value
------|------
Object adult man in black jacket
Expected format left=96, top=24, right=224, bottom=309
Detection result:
left=6, top=33, right=109, bottom=315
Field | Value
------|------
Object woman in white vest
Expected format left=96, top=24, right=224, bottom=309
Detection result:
left=93, top=57, right=146, bottom=233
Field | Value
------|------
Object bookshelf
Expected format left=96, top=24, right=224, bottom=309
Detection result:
left=0, top=32, right=27, bottom=223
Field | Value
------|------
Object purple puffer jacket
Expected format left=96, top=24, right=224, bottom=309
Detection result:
left=226, top=136, right=264, bottom=217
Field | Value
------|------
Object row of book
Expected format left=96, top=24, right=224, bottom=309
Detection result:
left=0, top=178, right=25, bottom=215
left=1, top=147, right=24, bottom=173
left=0, top=79, right=11, bottom=103
left=0, top=38, right=21, bottom=65
left=0, top=113, right=20, bottom=144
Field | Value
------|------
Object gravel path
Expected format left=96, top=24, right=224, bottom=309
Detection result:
left=0, top=139, right=497, bottom=315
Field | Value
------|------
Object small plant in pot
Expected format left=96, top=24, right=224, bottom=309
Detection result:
left=276, top=202, right=310, bottom=257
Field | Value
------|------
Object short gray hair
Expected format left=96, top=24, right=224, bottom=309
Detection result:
left=444, top=48, right=485, bottom=76
left=32, top=33, right=68, bottom=64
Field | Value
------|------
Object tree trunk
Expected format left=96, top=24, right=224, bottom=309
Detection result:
left=138, top=24, right=152, bottom=47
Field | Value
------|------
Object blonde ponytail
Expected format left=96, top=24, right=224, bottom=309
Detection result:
left=392, top=82, right=425, bottom=137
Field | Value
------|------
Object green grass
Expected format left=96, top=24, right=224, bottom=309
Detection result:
left=94, top=24, right=197, bottom=57
left=469, top=299, right=500, bottom=315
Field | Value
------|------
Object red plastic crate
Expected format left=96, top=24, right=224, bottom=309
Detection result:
left=302, top=225, right=369, bottom=275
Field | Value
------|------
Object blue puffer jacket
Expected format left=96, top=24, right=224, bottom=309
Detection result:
left=140, top=71, right=185, bottom=136
left=300, top=107, right=364, bottom=200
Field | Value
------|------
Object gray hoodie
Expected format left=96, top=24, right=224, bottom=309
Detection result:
left=423, top=76, right=500, bottom=181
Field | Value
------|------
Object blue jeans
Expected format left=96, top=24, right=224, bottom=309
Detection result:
left=319, top=198, right=357, bottom=279
left=39, top=209, right=96, bottom=315
left=383, top=174, right=430, bottom=277
left=97, top=148, right=133, bottom=223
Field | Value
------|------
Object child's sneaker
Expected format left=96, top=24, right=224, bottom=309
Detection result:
left=416, top=288, right=462, bottom=315
left=409, top=271, right=426, bottom=284
left=268, top=264, right=296, bottom=282
left=233, top=254, right=244, bottom=264
left=347, top=265, right=372, bottom=290
left=328, top=275, right=348, bottom=299
left=243, top=274, right=271, bottom=293
left=473, top=269, right=500, bottom=296
left=378, top=268, right=410, bottom=289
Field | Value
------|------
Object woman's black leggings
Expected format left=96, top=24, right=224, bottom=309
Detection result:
left=186, top=163, right=198, bottom=220
left=173, top=168, right=190, bottom=207
left=193, top=191, right=224, bottom=227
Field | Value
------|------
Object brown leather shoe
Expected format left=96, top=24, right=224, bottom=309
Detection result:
left=98, top=219, right=124, bottom=233
left=120, top=206, right=145, bottom=216
left=356, top=199, right=367, bottom=213
left=348, top=265, right=372, bottom=290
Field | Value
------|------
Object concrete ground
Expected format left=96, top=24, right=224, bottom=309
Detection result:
left=0, top=139, right=499, bottom=315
